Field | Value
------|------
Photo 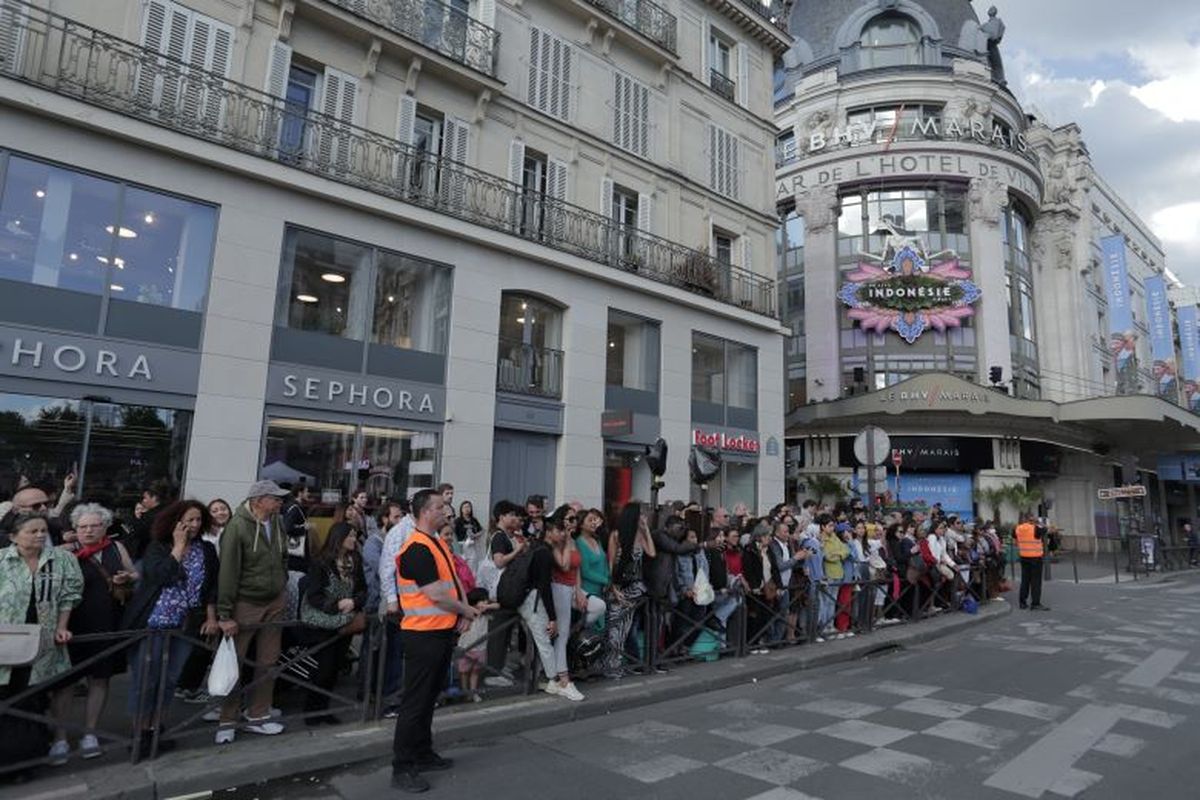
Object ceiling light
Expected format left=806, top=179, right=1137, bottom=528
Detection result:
left=143, top=213, right=155, bottom=224
left=115, top=257, right=125, bottom=269
left=320, top=272, right=345, bottom=283
left=516, top=316, right=526, bottom=324
left=608, top=341, right=615, bottom=348
left=68, top=253, right=78, bottom=261
left=105, top=225, right=138, bottom=239
left=387, top=295, right=395, bottom=303
left=35, top=190, right=45, bottom=199
left=335, top=306, right=342, bottom=313
left=296, top=294, right=318, bottom=303
left=110, top=284, right=125, bottom=292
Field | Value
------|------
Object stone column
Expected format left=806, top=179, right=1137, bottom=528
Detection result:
left=797, top=185, right=840, bottom=401
left=968, top=176, right=1013, bottom=384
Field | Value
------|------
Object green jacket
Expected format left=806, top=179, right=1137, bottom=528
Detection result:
left=823, top=533, right=849, bottom=581
left=217, top=501, right=288, bottom=619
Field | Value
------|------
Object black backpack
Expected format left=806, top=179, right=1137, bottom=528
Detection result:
left=496, top=545, right=537, bottom=610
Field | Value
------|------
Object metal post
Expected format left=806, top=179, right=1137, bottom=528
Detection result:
left=866, top=432, right=877, bottom=523
left=1113, top=546, right=1120, bottom=584
left=77, top=398, right=95, bottom=495
left=1072, top=549, right=1079, bottom=584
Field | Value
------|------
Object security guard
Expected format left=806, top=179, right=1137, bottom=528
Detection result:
left=1014, top=513, right=1049, bottom=611
left=390, top=488, right=478, bottom=793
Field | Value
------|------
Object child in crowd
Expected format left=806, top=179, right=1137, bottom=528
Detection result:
left=457, top=588, right=497, bottom=702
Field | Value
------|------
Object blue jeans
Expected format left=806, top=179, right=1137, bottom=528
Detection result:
left=128, top=631, right=193, bottom=722
left=813, top=581, right=837, bottom=632
left=769, top=589, right=790, bottom=642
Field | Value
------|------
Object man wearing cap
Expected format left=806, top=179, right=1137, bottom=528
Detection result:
left=214, top=479, right=291, bottom=744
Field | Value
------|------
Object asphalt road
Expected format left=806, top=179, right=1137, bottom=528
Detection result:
left=225, top=574, right=1200, bottom=800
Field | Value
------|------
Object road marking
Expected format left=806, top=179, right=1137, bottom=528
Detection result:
left=1050, top=767, right=1104, bottom=798
left=923, top=718, right=1020, bottom=750
left=983, top=704, right=1123, bottom=798
left=895, top=697, right=975, bottom=719
left=1093, top=732, right=1145, bottom=757
left=618, top=753, right=705, bottom=783
left=871, top=679, right=940, bottom=698
left=1166, top=584, right=1200, bottom=595
left=982, top=696, right=1065, bottom=721
left=1120, top=648, right=1188, bottom=688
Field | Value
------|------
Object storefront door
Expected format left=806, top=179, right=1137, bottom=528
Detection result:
left=491, top=429, right=556, bottom=510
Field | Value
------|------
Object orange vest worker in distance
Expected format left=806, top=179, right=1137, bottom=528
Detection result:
left=1014, top=519, right=1043, bottom=559
left=395, top=530, right=461, bottom=631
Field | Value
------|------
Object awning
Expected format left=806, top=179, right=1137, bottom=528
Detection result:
left=787, top=373, right=1200, bottom=460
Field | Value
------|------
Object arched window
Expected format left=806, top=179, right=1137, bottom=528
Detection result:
left=859, top=13, right=922, bottom=69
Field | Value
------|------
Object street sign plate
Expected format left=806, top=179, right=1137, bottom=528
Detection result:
left=1097, top=485, right=1148, bottom=500
left=891, top=449, right=902, bottom=467
left=853, top=425, right=890, bottom=466
left=855, top=466, right=888, bottom=484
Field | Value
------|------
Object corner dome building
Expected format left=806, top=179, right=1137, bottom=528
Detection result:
left=776, top=1, right=1200, bottom=542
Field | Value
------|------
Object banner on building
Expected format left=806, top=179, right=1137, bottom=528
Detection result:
left=1101, top=234, right=1138, bottom=395
left=1144, top=275, right=1178, bottom=401
left=858, top=473, right=974, bottom=521
left=1179, top=305, right=1200, bottom=412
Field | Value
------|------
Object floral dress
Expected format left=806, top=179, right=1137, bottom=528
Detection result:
left=0, top=545, right=83, bottom=687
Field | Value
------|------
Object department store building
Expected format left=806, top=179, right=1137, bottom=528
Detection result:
left=776, top=0, right=1200, bottom=544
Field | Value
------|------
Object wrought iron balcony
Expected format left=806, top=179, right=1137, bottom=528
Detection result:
left=324, top=0, right=499, bottom=77
left=0, top=2, right=775, bottom=317
left=736, top=0, right=788, bottom=32
left=582, top=0, right=677, bottom=53
left=710, top=69, right=736, bottom=102
left=496, top=338, right=564, bottom=399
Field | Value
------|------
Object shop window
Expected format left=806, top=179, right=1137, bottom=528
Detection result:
left=497, top=292, right=564, bottom=398
left=688, top=462, right=757, bottom=511
left=373, top=250, right=451, bottom=354
left=691, top=333, right=726, bottom=406
left=692, top=332, right=758, bottom=425
left=606, top=310, right=660, bottom=394
left=858, top=13, right=922, bottom=69
left=0, top=153, right=217, bottom=316
left=727, top=342, right=757, bottom=411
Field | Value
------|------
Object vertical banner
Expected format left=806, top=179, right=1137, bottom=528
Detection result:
left=1144, top=275, right=1178, bottom=401
left=1178, top=305, right=1200, bottom=412
left=1101, top=234, right=1138, bottom=394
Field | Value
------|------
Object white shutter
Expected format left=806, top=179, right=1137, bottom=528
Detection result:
left=600, top=177, right=614, bottom=218
left=528, top=28, right=544, bottom=109
left=637, top=192, right=652, bottom=233
left=708, top=124, right=718, bottom=191
left=547, top=158, right=568, bottom=201
left=737, top=43, right=749, bottom=107
left=508, top=139, right=526, bottom=184
left=477, top=0, right=496, bottom=28
left=613, top=73, right=627, bottom=151
left=396, top=95, right=417, bottom=146
left=184, top=15, right=233, bottom=128
left=441, top=117, right=470, bottom=207
left=556, top=38, right=572, bottom=121
left=0, top=0, right=29, bottom=77
left=318, top=67, right=359, bottom=167
left=635, top=80, right=650, bottom=157
left=699, top=17, right=710, bottom=80
left=528, top=27, right=570, bottom=122
left=264, top=39, right=292, bottom=98
left=728, top=135, right=739, bottom=200
left=137, top=0, right=190, bottom=112
left=741, top=237, right=752, bottom=271
left=159, top=3, right=190, bottom=112
left=547, top=158, right=569, bottom=240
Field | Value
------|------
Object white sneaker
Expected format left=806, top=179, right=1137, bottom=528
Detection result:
left=814, top=637, right=826, bottom=644
left=201, top=709, right=221, bottom=722
left=543, top=681, right=561, bottom=697
left=243, top=707, right=283, bottom=720
left=845, top=631, right=856, bottom=638
left=559, top=683, right=584, bottom=702
left=48, top=739, right=69, bottom=765
left=214, top=726, right=236, bottom=745
left=79, top=733, right=102, bottom=760
left=484, top=675, right=513, bottom=688
left=243, top=717, right=285, bottom=735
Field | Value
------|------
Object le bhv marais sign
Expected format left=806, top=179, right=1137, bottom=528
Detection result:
left=776, top=150, right=1039, bottom=200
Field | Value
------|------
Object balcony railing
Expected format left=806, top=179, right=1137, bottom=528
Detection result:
left=0, top=1, right=776, bottom=317
left=710, top=68, right=736, bottom=102
left=497, top=338, right=564, bottom=399
left=734, top=0, right=788, bottom=33
left=582, top=0, right=677, bottom=53
left=325, top=0, right=499, bottom=77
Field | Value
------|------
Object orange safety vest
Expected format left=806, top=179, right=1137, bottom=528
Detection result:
left=395, top=530, right=462, bottom=631
left=1014, top=522, right=1043, bottom=559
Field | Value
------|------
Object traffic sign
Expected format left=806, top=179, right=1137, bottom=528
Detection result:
left=891, top=449, right=903, bottom=467
left=1097, top=485, right=1147, bottom=501
left=855, top=466, right=888, bottom=484
left=853, top=426, right=890, bottom=466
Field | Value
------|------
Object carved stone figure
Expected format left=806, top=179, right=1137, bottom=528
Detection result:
left=968, top=176, right=1007, bottom=227
left=803, top=109, right=833, bottom=141
left=797, top=185, right=838, bottom=234
left=1044, top=162, right=1081, bottom=215
left=979, top=6, right=1006, bottom=84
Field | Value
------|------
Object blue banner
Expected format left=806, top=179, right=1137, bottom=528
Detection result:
left=1101, top=234, right=1138, bottom=394
left=1144, top=275, right=1177, bottom=401
left=1179, top=305, right=1200, bottom=412
left=859, top=473, right=974, bottom=521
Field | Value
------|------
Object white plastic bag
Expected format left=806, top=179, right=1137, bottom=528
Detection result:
left=692, top=569, right=715, bottom=607
left=207, top=636, right=239, bottom=697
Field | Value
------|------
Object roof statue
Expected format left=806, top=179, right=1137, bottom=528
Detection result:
left=979, top=5, right=1006, bottom=84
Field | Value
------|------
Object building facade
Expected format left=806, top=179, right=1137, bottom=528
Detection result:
left=0, top=0, right=790, bottom=525
left=776, top=0, right=1200, bottom=544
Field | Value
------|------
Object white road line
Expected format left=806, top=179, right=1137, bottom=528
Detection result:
left=1120, top=648, right=1189, bottom=688
left=983, top=704, right=1124, bottom=798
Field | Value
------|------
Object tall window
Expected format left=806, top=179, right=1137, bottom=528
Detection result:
left=611, top=184, right=640, bottom=260
left=279, top=65, right=318, bottom=163
left=613, top=73, right=650, bottom=157
left=497, top=293, right=564, bottom=398
left=859, top=13, right=921, bottom=69
left=709, top=29, right=732, bottom=78
left=277, top=227, right=452, bottom=355
left=713, top=231, right=734, bottom=265
left=708, top=124, right=739, bottom=199
left=528, top=27, right=572, bottom=122
left=692, top=333, right=757, bottom=425
left=606, top=310, right=660, bottom=394
left=1004, top=203, right=1039, bottom=397
left=0, top=153, right=217, bottom=313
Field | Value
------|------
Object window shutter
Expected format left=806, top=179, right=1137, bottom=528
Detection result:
left=699, top=17, right=710, bottom=79
left=737, top=43, right=749, bottom=107
left=137, top=0, right=190, bottom=112
left=547, top=158, right=569, bottom=240
left=600, top=177, right=614, bottom=217
left=613, top=73, right=627, bottom=151
left=441, top=117, right=470, bottom=207
left=528, top=28, right=542, bottom=108
left=547, top=158, right=568, bottom=201
left=636, top=79, right=650, bottom=157
left=159, top=2, right=190, bottom=112
left=637, top=192, right=652, bottom=233
left=318, top=67, right=359, bottom=167
left=613, top=73, right=650, bottom=157
left=265, top=39, right=292, bottom=98
left=728, top=135, right=739, bottom=200
left=477, top=0, right=496, bottom=28
left=396, top=95, right=417, bottom=146
left=507, top=138, right=526, bottom=184
left=183, top=15, right=233, bottom=128
left=0, top=0, right=29, bottom=77
left=556, top=37, right=571, bottom=121
left=708, top=124, right=718, bottom=191
left=741, top=237, right=752, bottom=271
left=528, top=27, right=571, bottom=122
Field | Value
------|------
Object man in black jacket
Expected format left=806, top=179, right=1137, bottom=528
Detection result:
left=280, top=484, right=312, bottom=572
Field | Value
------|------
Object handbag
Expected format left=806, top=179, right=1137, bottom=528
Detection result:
left=94, top=557, right=133, bottom=606
left=692, top=560, right=715, bottom=606
left=0, top=623, right=40, bottom=667
left=300, top=572, right=355, bottom=631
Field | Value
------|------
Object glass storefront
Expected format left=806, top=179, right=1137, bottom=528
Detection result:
left=0, top=392, right=190, bottom=518
left=688, top=461, right=758, bottom=512
left=603, top=446, right=651, bottom=524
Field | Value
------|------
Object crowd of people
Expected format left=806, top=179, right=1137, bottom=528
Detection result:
left=0, top=474, right=1013, bottom=780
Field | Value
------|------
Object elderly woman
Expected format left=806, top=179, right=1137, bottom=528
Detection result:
left=123, top=500, right=219, bottom=752
left=0, top=512, right=83, bottom=767
left=61, top=502, right=137, bottom=760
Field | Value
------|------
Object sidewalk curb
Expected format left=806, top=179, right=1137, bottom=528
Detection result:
left=2, top=602, right=1011, bottom=800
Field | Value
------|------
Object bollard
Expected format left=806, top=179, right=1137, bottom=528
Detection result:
left=1072, top=550, right=1079, bottom=584
left=1113, top=547, right=1120, bottom=584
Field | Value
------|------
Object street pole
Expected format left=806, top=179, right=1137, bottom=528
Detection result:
left=866, top=432, right=877, bottom=524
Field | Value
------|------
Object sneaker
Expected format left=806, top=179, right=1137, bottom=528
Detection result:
left=543, top=681, right=562, bottom=697
left=1030, top=604, right=1051, bottom=612
left=214, top=726, right=236, bottom=745
left=201, top=709, right=221, bottom=722
left=845, top=632, right=856, bottom=638
left=182, top=689, right=211, bottom=705
left=814, top=637, right=826, bottom=644
left=243, top=717, right=285, bottom=735
left=391, top=769, right=430, bottom=794
left=48, top=739, right=69, bottom=766
left=383, top=705, right=401, bottom=718
left=243, top=707, right=283, bottom=721
left=471, top=692, right=483, bottom=703
left=173, top=688, right=190, bottom=700
left=79, top=734, right=102, bottom=760
left=483, top=675, right=513, bottom=688
left=559, top=683, right=584, bottom=702
left=417, top=753, right=454, bottom=771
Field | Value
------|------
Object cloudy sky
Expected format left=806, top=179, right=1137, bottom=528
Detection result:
left=993, top=0, right=1200, bottom=283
